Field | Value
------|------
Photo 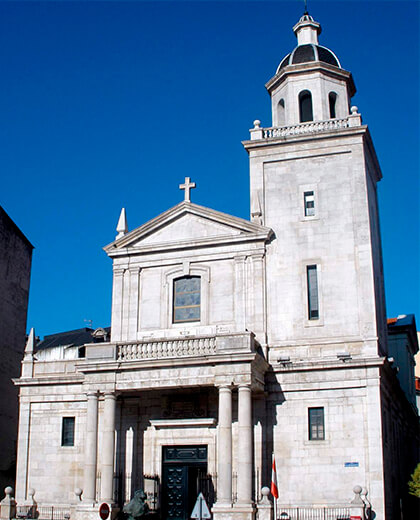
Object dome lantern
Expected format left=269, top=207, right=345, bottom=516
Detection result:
left=293, top=13, right=321, bottom=45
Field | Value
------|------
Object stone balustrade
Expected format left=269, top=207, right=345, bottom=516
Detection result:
left=262, top=117, right=350, bottom=139
left=117, top=336, right=217, bottom=361
left=115, top=332, right=254, bottom=362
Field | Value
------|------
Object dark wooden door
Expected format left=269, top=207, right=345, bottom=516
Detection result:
left=161, top=446, right=207, bottom=520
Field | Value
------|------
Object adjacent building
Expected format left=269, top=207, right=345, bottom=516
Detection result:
left=14, top=11, right=419, bottom=520
left=0, top=206, right=33, bottom=491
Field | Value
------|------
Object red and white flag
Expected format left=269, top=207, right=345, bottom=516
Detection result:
left=271, top=455, right=279, bottom=499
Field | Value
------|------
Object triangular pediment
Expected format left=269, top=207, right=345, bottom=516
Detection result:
left=104, top=202, right=272, bottom=256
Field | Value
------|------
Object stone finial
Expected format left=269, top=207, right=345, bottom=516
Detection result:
left=260, top=487, right=272, bottom=505
left=24, top=328, right=35, bottom=357
left=351, top=485, right=364, bottom=505
left=27, top=488, right=36, bottom=504
left=361, top=487, right=371, bottom=507
left=1, top=487, right=16, bottom=520
left=348, top=106, right=362, bottom=127
left=251, top=191, right=263, bottom=224
left=250, top=120, right=263, bottom=140
left=74, top=488, right=83, bottom=501
left=22, top=329, right=35, bottom=378
left=116, top=208, right=128, bottom=239
left=3, top=488, right=13, bottom=501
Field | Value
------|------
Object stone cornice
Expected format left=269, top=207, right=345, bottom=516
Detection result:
left=271, top=355, right=386, bottom=373
left=106, top=231, right=273, bottom=258
left=104, top=201, right=273, bottom=256
left=13, top=375, right=84, bottom=387
left=77, top=351, right=262, bottom=373
left=265, top=61, right=356, bottom=97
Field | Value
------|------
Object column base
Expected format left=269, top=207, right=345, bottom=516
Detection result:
left=73, top=503, right=120, bottom=520
left=213, top=502, right=255, bottom=520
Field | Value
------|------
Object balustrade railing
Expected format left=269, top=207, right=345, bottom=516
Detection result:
left=262, top=117, right=350, bottom=139
left=117, top=336, right=217, bottom=361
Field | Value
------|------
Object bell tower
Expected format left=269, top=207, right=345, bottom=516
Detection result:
left=243, top=11, right=387, bottom=360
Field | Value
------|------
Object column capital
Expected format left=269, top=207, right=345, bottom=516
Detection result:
left=217, top=384, right=233, bottom=390
left=103, top=392, right=118, bottom=400
left=249, top=253, right=265, bottom=262
left=237, top=383, right=252, bottom=391
left=86, top=391, right=99, bottom=399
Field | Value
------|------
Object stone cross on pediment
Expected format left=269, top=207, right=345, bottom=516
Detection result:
left=179, top=177, right=196, bottom=202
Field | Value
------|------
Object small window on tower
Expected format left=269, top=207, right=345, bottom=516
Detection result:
left=299, top=90, right=313, bottom=122
left=61, top=417, right=75, bottom=446
left=304, top=191, right=315, bottom=217
left=329, top=92, right=337, bottom=119
left=308, top=407, right=324, bottom=440
left=307, top=265, right=319, bottom=320
left=278, top=98, right=285, bottom=126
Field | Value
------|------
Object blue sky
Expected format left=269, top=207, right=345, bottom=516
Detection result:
left=0, top=0, right=418, bottom=338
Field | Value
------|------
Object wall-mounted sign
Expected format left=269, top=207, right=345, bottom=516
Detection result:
left=344, top=462, right=359, bottom=467
left=99, top=503, right=110, bottom=520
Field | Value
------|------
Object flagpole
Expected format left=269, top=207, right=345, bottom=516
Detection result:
left=272, top=452, right=278, bottom=520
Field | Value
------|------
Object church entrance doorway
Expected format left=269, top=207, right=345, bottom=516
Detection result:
left=161, top=446, right=209, bottom=520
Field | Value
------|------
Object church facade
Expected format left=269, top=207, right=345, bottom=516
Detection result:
left=14, top=12, right=419, bottom=520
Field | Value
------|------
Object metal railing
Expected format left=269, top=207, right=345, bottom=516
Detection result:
left=276, top=507, right=354, bottom=520
left=15, top=506, right=70, bottom=520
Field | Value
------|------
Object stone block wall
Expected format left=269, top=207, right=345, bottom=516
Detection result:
left=0, top=207, right=33, bottom=491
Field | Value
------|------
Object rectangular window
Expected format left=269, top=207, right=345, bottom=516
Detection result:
left=304, top=191, right=315, bottom=216
left=62, top=417, right=75, bottom=446
left=308, top=407, right=324, bottom=440
left=307, top=265, right=319, bottom=320
left=173, top=276, right=201, bottom=323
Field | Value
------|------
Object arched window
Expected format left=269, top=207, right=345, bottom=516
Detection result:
left=173, top=276, right=201, bottom=323
left=329, top=92, right=337, bottom=119
left=299, top=90, right=313, bottom=122
left=278, top=98, right=285, bottom=126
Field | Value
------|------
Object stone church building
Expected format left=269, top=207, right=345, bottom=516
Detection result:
left=13, top=12, right=419, bottom=520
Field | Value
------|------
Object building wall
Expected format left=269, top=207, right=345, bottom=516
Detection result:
left=381, top=368, right=420, bottom=519
left=248, top=130, right=383, bottom=359
left=266, top=364, right=385, bottom=516
left=0, top=206, right=33, bottom=490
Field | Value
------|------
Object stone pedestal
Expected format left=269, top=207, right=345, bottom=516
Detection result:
left=213, top=505, right=255, bottom=520
left=73, top=504, right=119, bottom=520
left=0, top=488, right=16, bottom=520
left=257, top=488, right=273, bottom=520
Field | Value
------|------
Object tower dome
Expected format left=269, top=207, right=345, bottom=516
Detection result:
left=277, top=13, right=341, bottom=72
left=266, top=12, right=355, bottom=127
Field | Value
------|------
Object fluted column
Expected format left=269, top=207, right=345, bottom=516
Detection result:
left=217, top=386, right=232, bottom=506
left=84, top=392, right=99, bottom=502
left=101, top=393, right=117, bottom=503
left=237, top=385, right=253, bottom=505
